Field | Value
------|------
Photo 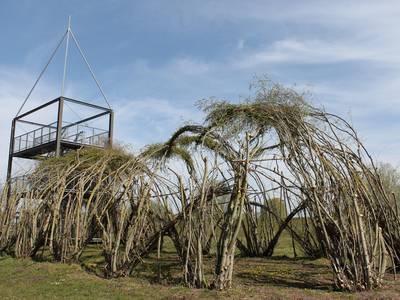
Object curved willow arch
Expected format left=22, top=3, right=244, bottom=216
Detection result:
left=1, top=80, right=398, bottom=292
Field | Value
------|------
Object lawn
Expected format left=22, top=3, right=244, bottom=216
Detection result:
left=1, top=233, right=399, bottom=299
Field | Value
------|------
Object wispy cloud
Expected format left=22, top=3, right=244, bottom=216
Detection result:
left=235, top=39, right=378, bottom=67
left=0, top=66, right=59, bottom=180
left=114, top=97, right=202, bottom=149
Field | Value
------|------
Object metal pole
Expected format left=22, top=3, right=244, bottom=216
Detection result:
left=16, top=31, right=67, bottom=118
left=108, top=110, right=114, bottom=147
left=56, top=98, right=64, bottom=156
left=61, top=16, right=71, bottom=97
left=6, top=119, right=16, bottom=183
left=69, top=30, right=111, bottom=109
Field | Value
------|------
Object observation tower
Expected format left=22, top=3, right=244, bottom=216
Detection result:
left=6, top=17, right=114, bottom=183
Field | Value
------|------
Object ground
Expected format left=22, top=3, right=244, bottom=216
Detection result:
left=1, top=234, right=399, bottom=299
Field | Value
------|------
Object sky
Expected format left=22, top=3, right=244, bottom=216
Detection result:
left=1, top=0, right=400, bottom=180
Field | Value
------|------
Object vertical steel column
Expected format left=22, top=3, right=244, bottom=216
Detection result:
left=6, top=119, right=16, bottom=183
left=108, top=110, right=114, bottom=147
left=55, top=97, right=64, bottom=157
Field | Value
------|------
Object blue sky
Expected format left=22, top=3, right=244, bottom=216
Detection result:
left=1, top=1, right=400, bottom=179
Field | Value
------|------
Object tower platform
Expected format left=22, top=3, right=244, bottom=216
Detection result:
left=7, top=96, right=114, bottom=180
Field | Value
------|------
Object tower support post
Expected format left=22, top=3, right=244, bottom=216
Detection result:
left=6, top=118, right=16, bottom=182
left=55, top=97, right=64, bottom=157
left=6, top=118, right=16, bottom=200
left=108, top=110, right=114, bottom=148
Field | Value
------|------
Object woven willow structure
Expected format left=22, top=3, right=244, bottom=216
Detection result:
left=1, top=81, right=398, bottom=291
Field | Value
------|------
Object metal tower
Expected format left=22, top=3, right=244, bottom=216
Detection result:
left=6, top=17, right=114, bottom=183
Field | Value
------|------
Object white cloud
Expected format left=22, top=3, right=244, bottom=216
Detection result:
left=234, top=36, right=400, bottom=68
left=293, top=78, right=400, bottom=166
left=0, top=67, right=58, bottom=181
left=168, top=58, right=211, bottom=75
left=113, top=97, right=202, bottom=150
left=237, top=39, right=245, bottom=51
left=188, top=1, right=400, bottom=28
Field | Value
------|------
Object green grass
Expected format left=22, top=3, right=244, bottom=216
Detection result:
left=1, top=232, right=400, bottom=299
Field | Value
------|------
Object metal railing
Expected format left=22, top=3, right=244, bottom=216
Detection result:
left=61, top=123, right=109, bottom=147
left=14, top=124, right=57, bottom=153
left=13, top=122, right=109, bottom=154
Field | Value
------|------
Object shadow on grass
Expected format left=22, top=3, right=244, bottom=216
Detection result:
left=80, top=253, right=103, bottom=262
left=236, top=270, right=333, bottom=291
left=133, top=258, right=183, bottom=285
left=79, top=259, right=183, bottom=286
left=32, top=255, right=53, bottom=263
left=233, top=255, right=334, bottom=292
left=81, top=261, right=106, bottom=278
left=255, top=255, right=325, bottom=262
left=77, top=250, right=183, bottom=286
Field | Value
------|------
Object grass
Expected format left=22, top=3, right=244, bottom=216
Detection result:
left=1, top=232, right=400, bottom=299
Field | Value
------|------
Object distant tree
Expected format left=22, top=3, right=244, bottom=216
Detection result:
left=376, top=162, right=400, bottom=211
